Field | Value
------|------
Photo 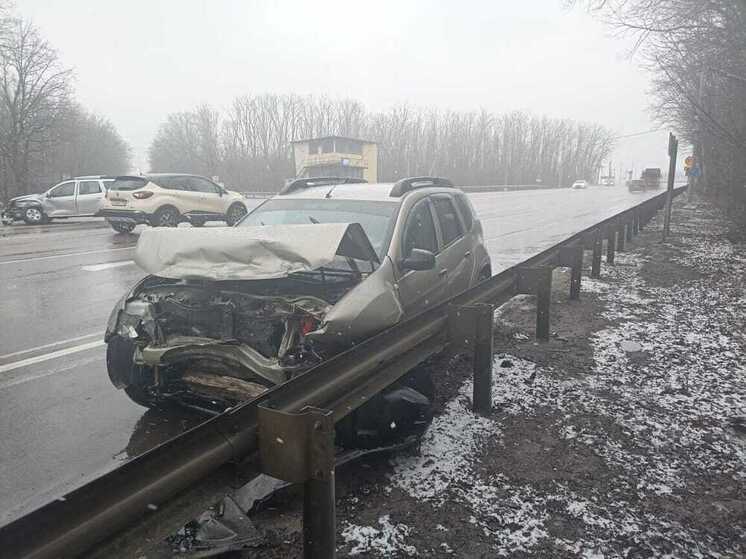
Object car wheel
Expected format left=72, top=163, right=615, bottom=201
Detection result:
left=123, top=385, right=156, bottom=408
left=152, top=206, right=179, bottom=227
left=23, top=207, right=46, bottom=225
left=106, top=336, right=156, bottom=408
left=110, top=221, right=135, bottom=233
left=226, top=203, right=247, bottom=226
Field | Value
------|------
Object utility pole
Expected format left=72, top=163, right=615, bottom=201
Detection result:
left=664, top=132, right=678, bottom=240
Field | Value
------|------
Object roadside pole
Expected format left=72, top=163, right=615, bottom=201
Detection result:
left=663, top=133, right=678, bottom=240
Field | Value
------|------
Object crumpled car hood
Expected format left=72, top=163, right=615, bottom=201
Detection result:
left=9, top=194, right=43, bottom=204
left=135, top=223, right=379, bottom=281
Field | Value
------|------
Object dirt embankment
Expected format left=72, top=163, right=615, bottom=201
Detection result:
left=248, top=198, right=746, bottom=558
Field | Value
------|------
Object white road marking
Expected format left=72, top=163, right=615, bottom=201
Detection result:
left=0, top=340, right=104, bottom=374
left=0, top=353, right=101, bottom=389
left=82, top=260, right=134, bottom=272
left=0, top=246, right=134, bottom=265
left=0, top=333, right=100, bottom=360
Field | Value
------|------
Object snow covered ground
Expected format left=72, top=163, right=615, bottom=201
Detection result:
left=338, top=201, right=746, bottom=557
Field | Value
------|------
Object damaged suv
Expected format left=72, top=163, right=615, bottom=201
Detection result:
left=105, top=177, right=491, bottom=419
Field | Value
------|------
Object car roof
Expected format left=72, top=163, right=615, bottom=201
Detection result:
left=274, top=182, right=458, bottom=202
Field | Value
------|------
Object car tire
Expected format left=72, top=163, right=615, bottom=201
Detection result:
left=225, top=203, right=247, bottom=226
left=106, top=336, right=156, bottom=408
left=151, top=206, right=179, bottom=227
left=110, top=221, right=135, bottom=233
left=23, top=206, right=46, bottom=225
left=123, top=384, right=156, bottom=408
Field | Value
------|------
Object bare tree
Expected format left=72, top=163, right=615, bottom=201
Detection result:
left=572, top=0, right=746, bottom=198
left=0, top=18, right=73, bottom=199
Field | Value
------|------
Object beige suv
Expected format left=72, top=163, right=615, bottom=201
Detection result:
left=98, top=173, right=248, bottom=232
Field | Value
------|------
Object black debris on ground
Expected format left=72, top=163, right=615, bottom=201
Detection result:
left=246, top=198, right=746, bottom=558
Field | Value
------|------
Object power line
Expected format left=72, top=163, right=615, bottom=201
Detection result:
left=613, top=128, right=665, bottom=140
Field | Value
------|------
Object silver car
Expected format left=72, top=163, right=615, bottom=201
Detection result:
left=105, top=177, right=491, bottom=416
left=2, top=176, right=112, bottom=225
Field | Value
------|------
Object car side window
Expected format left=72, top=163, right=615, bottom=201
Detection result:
left=157, top=177, right=188, bottom=191
left=189, top=177, right=220, bottom=193
left=432, top=196, right=464, bottom=246
left=49, top=181, right=76, bottom=197
left=454, top=193, right=473, bottom=231
left=402, top=199, right=438, bottom=258
left=78, top=181, right=102, bottom=195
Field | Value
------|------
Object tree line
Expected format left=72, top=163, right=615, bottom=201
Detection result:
left=0, top=8, right=130, bottom=201
left=574, top=0, right=746, bottom=199
left=149, top=95, right=615, bottom=191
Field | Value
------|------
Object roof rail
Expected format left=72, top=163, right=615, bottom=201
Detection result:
left=279, top=176, right=368, bottom=195
left=389, top=176, right=454, bottom=197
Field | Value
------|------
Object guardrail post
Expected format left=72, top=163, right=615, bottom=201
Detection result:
left=516, top=267, right=552, bottom=341
left=558, top=245, right=583, bottom=300
left=591, top=229, right=603, bottom=278
left=258, top=406, right=336, bottom=559
left=633, top=211, right=640, bottom=235
left=625, top=215, right=633, bottom=242
left=617, top=219, right=626, bottom=252
left=606, top=223, right=616, bottom=264
left=448, top=303, right=495, bottom=415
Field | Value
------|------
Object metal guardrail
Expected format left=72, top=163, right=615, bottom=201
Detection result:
left=0, top=186, right=686, bottom=559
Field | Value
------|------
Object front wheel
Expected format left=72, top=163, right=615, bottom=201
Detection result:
left=23, top=207, right=46, bottom=225
left=225, top=203, right=247, bottom=226
left=109, top=221, right=135, bottom=233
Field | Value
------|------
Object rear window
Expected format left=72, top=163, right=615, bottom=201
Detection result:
left=109, top=177, right=147, bottom=191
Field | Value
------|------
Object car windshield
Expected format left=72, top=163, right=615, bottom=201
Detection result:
left=239, top=198, right=399, bottom=258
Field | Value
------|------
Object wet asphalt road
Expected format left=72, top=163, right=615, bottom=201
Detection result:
left=0, top=186, right=665, bottom=522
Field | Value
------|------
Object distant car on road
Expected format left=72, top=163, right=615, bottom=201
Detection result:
left=97, top=174, right=248, bottom=233
left=571, top=180, right=589, bottom=190
left=627, top=179, right=645, bottom=192
left=104, top=176, right=492, bottom=428
left=2, top=176, right=113, bottom=225
left=600, top=177, right=616, bottom=186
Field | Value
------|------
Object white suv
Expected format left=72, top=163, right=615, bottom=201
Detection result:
left=98, top=174, right=248, bottom=232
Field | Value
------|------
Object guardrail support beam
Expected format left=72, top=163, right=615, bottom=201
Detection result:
left=633, top=211, right=640, bottom=235
left=606, top=224, right=616, bottom=264
left=617, top=220, right=626, bottom=252
left=258, top=405, right=336, bottom=559
left=448, top=303, right=495, bottom=415
left=516, top=266, right=552, bottom=341
left=625, top=215, right=633, bottom=242
left=591, top=229, right=603, bottom=278
left=558, top=245, right=583, bottom=300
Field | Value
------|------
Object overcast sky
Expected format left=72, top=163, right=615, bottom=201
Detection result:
left=18, top=0, right=671, bottom=176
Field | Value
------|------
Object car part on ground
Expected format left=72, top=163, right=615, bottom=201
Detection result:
left=98, top=174, right=247, bottom=230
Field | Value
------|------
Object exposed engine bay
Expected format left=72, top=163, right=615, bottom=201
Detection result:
left=111, top=268, right=364, bottom=410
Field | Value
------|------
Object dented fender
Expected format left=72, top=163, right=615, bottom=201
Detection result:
left=306, top=256, right=403, bottom=345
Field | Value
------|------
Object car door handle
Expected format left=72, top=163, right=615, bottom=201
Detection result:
left=464, top=251, right=472, bottom=258
left=438, top=268, right=448, bottom=277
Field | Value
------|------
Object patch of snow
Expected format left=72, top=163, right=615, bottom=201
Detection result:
left=341, top=515, right=418, bottom=556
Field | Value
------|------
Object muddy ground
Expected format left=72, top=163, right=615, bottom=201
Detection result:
left=229, top=198, right=746, bottom=558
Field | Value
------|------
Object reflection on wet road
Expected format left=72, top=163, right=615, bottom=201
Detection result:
left=0, top=187, right=668, bottom=522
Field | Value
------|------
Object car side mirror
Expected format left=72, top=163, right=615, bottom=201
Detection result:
left=400, top=248, right=436, bottom=271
